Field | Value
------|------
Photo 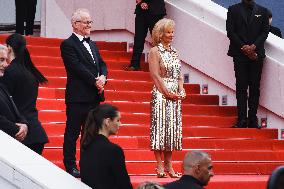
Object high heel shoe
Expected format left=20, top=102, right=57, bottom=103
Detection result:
left=155, top=168, right=167, bottom=178
left=165, top=170, right=182, bottom=178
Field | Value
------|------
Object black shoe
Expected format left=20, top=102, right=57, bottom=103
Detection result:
left=248, top=117, right=261, bottom=129
left=67, top=167, right=80, bottom=178
left=232, top=118, right=247, bottom=128
left=124, top=65, right=140, bottom=71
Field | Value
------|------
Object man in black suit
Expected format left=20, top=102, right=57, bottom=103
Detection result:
left=126, top=0, right=166, bottom=71
left=226, top=0, right=270, bottom=128
left=15, top=0, right=37, bottom=35
left=164, top=151, right=214, bottom=189
left=60, top=8, right=108, bottom=178
left=268, top=10, right=282, bottom=38
left=0, top=45, right=28, bottom=141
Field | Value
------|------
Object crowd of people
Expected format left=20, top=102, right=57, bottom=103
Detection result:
left=0, top=0, right=283, bottom=189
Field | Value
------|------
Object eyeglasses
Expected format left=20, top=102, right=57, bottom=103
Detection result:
left=76, top=20, right=93, bottom=25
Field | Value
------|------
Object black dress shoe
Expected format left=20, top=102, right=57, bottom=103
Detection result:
left=124, top=65, right=140, bottom=71
left=232, top=119, right=247, bottom=128
left=248, top=118, right=261, bottom=129
left=67, top=167, right=80, bottom=178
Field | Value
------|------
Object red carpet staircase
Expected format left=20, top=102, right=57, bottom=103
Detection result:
left=1, top=35, right=284, bottom=189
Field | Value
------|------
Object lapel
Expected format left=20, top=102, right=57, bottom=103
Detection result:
left=71, top=34, right=96, bottom=67
left=89, top=42, right=101, bottom=75
left=248, top=4, right=258, bottom=25
left=240, top=4, right=249, bottom=25
left=0, top=84, right=21, bottom=118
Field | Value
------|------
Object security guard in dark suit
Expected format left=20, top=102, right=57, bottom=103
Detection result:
left=226, top=0, right=270, bottom=128
left=126, top=0, right=166, bottom=71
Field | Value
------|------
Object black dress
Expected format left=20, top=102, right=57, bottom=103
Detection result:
left=0, top=58, right=48, bottom=153
left=80, top=134, right=132, bottom=189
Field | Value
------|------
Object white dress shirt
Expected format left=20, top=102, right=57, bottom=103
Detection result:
left=73, top=32, right=96, bottom=64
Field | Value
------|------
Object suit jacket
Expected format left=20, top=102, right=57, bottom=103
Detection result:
left=0, top=83, right=27, bottom=137
left=80, top=134, right=132, bottom=189
left=226, top=2, right=270, bottom=59
left=135, top=0, right=166, bottom=16
left=164, top=175, right=204, bottom=189
left=60, top=33, right=108, bottom=103
left=0, top=59, right=48, bottom=144
left=270, top=25, right=282, bottom=38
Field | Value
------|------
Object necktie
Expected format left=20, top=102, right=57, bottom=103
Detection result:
left=82, top=37, right=90, bottom=43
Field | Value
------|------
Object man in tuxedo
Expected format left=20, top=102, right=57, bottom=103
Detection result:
left=125, top=0, right=166, bottom=71
left=226, top=0, right=270, bottom=128
left=0, top=44, right=28, bottom=141
left=60, top=8, right=108, bottom=178
left=15, top=0, right=38, bottom=35
left=164, top=151, right=214, bottom=189
left=268, top=10, right=282, bottom=38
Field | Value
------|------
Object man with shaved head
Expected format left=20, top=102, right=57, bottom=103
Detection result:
left=164, top=151, right=214, bottom=189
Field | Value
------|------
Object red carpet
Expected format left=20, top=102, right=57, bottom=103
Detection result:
left=1, top=35, right=284, bottom=189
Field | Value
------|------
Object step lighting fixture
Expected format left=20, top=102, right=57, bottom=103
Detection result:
left=221, top=95, right=228, bottom=105
left=281, top=129, right=284, bottom=140
left=128, top=42, right=134, bottom=52
left=202, top=84, right=208, bottom=94
left=184, top=73, right=189, bottom=83
left=260, top=118, right=267, bottom=128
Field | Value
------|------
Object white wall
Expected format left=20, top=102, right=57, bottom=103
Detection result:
left=0, top=131, right=91, bottom=189
left=0, top=0, right=41, bottom=24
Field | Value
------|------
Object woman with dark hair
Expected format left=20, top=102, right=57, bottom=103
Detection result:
left=80, top=104, right=132, bottom=189
left=0, top=33, right=48, bottom=154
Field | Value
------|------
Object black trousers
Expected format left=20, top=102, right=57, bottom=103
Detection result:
left=15, top=0, right=37, bottom=35
left=233, top=58, right=264, bottom=121
left=130, top=13, right=164, bottom=69
left=63, top=102, right=99, bottom=170
left=26, top=143, right=45, bottom=155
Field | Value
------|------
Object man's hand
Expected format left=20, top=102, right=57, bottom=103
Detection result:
left=15, top=123, right=28, bottom=142
left=141, top=2, right=148, bottom=10
left=95, top=75, right=106, bottom=93
left=241, top=44, right=257, bottom=60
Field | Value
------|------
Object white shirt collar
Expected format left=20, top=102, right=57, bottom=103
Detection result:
left=73, top=32, right=85, bottom=42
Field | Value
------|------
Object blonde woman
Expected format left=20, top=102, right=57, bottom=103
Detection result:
left=149, top=18, right=186, bottom=178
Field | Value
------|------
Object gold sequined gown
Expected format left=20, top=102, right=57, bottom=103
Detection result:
left=150, top=43, right=182, bottom=151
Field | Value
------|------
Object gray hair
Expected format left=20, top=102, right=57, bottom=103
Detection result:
left=183, top=151, right=211, bottom=170
left=0, top=44, right=7, bottom=50
left=71, top=8, right=90, bottom=23
left=136, top=181, right=164, bottom=189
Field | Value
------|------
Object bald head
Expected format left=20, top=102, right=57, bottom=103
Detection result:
left=183, top=151, right=214, bottom=186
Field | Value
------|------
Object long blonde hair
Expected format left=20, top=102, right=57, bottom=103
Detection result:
left=152, top=18, right=175, bottom=46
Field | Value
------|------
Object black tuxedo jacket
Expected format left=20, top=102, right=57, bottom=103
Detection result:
left=270, top=25, right=282, bottom=38
left=80, top=134, right=132, bottom=189
left=0, top=59, right=48, bottom=144
left=164, top=175, right=204, bottom=189
left=0, top=83, right=27, bottom=137
left=226, top=2, right=270, bottom=59
left=135, top=0, right=166, bottom=16
left=60, top=33, right=108, bottom=103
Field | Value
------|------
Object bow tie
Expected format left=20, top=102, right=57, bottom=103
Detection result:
left=82, top=37, right=90, bottom=43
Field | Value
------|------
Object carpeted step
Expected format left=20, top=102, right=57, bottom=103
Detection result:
left=46, top=159, right=282, bottom=175
left=38, top=66, right=153, bottom=81
left=27, top=46, right=141, bottom=60
left=9, top=37, right=126, bottom=50
left=130, top=175, right=268, bottom=189
left=44, top=148, right=284, bottom=162
left=37, top=100, right=236, bottom=116
left=31, top=56, right=149, bottom=71
left=42, top=123, right=277, bottom=139
left=38, top=111, right=236, bottom=126
left=44, top=136, right=283, bottom=151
